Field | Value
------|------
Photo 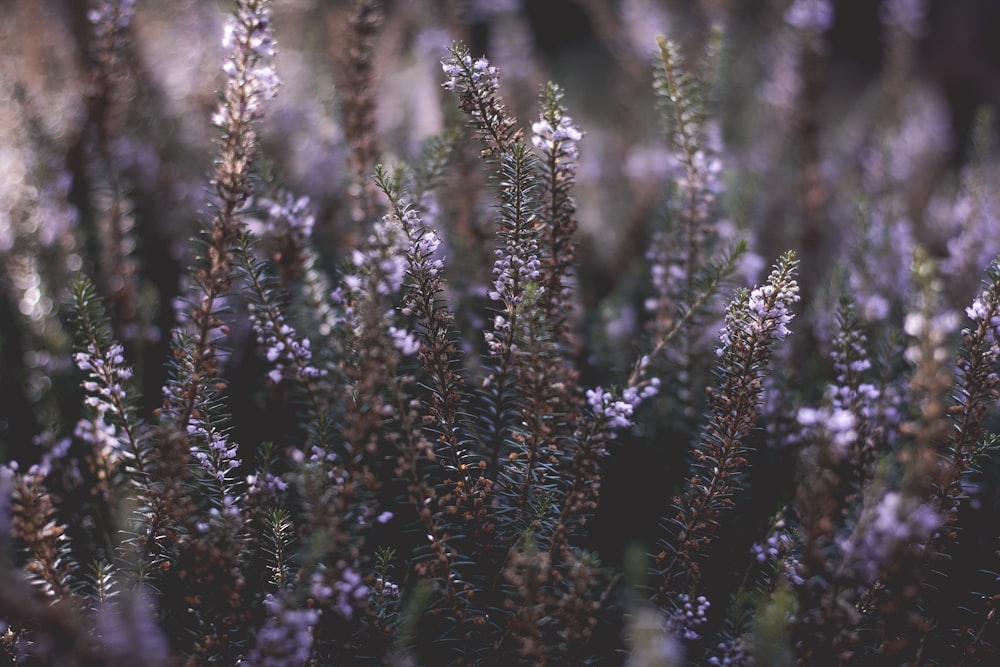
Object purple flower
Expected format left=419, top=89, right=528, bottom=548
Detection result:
left=662, top=593, right=710, bottom=642
left=96, top=590, right=169, bottom=667
left=840, top=491, right=943, bottom=580
left=245, top=594, right=319, bottom=667
left=784, top=0, right=834, bottom=31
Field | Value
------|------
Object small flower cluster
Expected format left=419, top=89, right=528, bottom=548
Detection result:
left=248, top=303, right=325, bottom=385
left=373, top=576, right=400, bottom=599
left=839, top=491, right=943, bottom=581
left=828, top=327, right=880, bottom=414
left=750, top=516, right=804, bottom=586
left=442, top=55, right=498, bottom=95
left=213, top=0, right=280, bottom=130
left=245, top=470, right=289, bottom=506
left=96, top=592, right=170, bottom=667
left=488, top=243, right=542, bottom=305
left=965, top=294, right=1000, bottom=356
left=784, top=0, right=834, bottom=31
left=663, top=593, right=710, bottom=642
left=345, top=217, right=409, bottom=299
left=708, top=636, right=751, bottom=667
left=332, top=566, right=368, bottom=620
left=585, top=380, right=661, bottom=433
left=902, top=309, right=960, bottom=365
left=752, top=518, right=793, bottom=564
left=190, top=428, right=239, bottom=483
left=305, top=565, right=368, bottom=620
left=717, top=262, right=801, bottom=355
left=530, top=117, right=583, bottom=167
left=73, top=343, right=134, bottom=462
left=258, top=192, right=315, bottom=240
left=797, top=406, right=858, bottom=460
left=74, top=343, right=133, bottom=406
left=748, top=284, right=797, bottom=341
left=398, top=208, right=444, bottom=282
left=387, top=325, right=420, bottom=356
left=245, top=595, right=318, bottom=667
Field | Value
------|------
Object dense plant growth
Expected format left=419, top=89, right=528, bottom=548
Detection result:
left=1, top=0, right=999, bottom=664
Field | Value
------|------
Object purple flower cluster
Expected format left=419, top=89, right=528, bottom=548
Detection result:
left=387, top=325, right=420, bottom=356
left=797, top=406, right=858, bottom=460
left=840, top=491, right=942, bottom=581
left=74, top=343, right=133, bottom=405
left=306, top=565, right=368, bottom=620
left=245, top=470, right=289, bottom=506
left=257, top=192, right=315, bottom=240
left=441, top=55, right=499, bottom=95
left=783, top=0, right=834, bottom=31
left=398, top=209, right=444, bottom=283
left=586, top=379, right=660, bottom=434
left=531, top=117, right=582, bottom=167
left=487, top=243, right=542, bottom=305
left=215, top=1, right=280, bottom=129
left=96, top=591, right=169, bottom=667
left=663, top=593, right=710, bottom=642
left=717, top=268, right=801, bottom=356
left=373, top=576, right=400, bottom=599
left=345, top=216, right=409, bottom=299
left=708, top=636, right=751, bottom=667
left=966, top=295, right=1000, bottom=355
left=73, top=343, right=135, bottom=462
left=190, top=427, right=240, bottom=486
left=248, top=305, right=325, bottom=385
left=244, top=594, right=318, bottom=667
left=750, top=516, right=804, bottom=586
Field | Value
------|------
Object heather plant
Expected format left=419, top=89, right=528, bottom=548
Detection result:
left=3, top=0, right=1000, bottom=665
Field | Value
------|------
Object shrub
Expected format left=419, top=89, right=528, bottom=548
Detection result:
left=1, top=0, right=999, bottom=664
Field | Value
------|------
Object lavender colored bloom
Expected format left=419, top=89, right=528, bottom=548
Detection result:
left=387, top=326, right=420, bottom=356
left=840, top=491, right=943, bottom=581
left=373, top=576, right=399, bottom=599
left=245, top=594, right=318, bottom=667
left=624, top=606, right=685, bottom=667
left=531, top=117, right=583, bottom=165
left=333, top=566, right=368, bottom=620
left=586, top=378, right=660, bottom=434
left=662, top=593, right=710, bottom=642
left=797, top=406, right=857, bottom=460
left=96, top=591, right=169, bottom=667
left=246, top=470, right=289, bottom=506
left=248, top=301, right=326, bottom=385
left=257, top=192, right=315, bottom=239
left=190, top=428, right=238, bottom=480
left=784, top=0, right=834, bottom=31
left=442, top=54, right=499, bottom=95
left=347, top=216, right=410, bottom=299
left=717, top=264, right=801, bottom=356
left=708, top=635, right=751, bottom=666
left=212, top=0, right=281, bottom=131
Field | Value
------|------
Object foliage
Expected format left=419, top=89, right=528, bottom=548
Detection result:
left=1, top=0, right=1000, bottom=664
